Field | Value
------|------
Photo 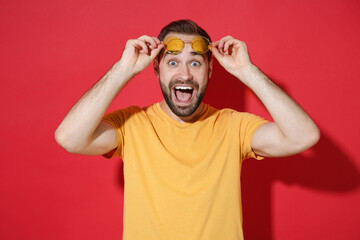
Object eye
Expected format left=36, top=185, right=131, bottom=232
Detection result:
left=168, top=60, right=177, bottom=66
left=190, top=61, right=200, bottom=67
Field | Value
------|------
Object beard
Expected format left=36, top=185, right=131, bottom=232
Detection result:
left=160, top=78, right=208, bottom=117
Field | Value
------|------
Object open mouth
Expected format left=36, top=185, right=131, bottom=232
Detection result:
left=172, top=85, right=195, bottom=105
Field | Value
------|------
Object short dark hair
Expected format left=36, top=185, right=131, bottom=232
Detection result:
left=157, top=19, right=212, bottom=60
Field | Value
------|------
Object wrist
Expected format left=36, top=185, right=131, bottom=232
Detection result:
left=233, top=63, right=259, bottom=85
left=111, top=61, right=137, bottom=82
left=101, top=61, right=134, bottom=90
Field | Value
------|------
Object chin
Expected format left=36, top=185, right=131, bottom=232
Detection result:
left=159, top=78, right=208, bottom=118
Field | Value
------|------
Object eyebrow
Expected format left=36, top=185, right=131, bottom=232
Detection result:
left=164, top=51, right=204, bottom=60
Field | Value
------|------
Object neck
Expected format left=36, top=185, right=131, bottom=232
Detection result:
left=159, top=100, right=205, bottom=123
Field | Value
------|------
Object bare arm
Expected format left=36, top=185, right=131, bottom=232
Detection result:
left=211, top=36, right=320, bottom=157
left=55, top=36, right=163, bottom=155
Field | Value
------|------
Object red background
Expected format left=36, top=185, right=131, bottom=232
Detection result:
left=1, top=0, right=360, bottom=239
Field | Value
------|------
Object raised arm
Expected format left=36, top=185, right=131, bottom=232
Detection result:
left=55, top=36, right=163, bottom=155
left=211, top=36, right=320, bottom=157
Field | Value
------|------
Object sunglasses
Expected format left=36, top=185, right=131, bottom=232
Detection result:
left=163, top=36, right=211, bottom=55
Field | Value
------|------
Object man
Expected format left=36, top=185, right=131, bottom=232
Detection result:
left=55, top=20, right=320, bottom=240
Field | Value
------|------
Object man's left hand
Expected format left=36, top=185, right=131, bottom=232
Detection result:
left=210, top=36, right=253, bottom=77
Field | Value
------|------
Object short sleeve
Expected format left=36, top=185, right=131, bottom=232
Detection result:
left=101, top=106, right=142, bottom=159
left=234, top=112, right=268, bottom=161
left=101, top=110, right=127, bottom=159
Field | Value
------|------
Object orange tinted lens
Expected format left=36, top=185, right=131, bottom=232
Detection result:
left=164, top=37, right=183, bottom=54
left=191, top=37, right=210, bottom=53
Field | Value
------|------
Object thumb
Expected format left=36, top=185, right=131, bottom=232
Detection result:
left=210, top=45, right=223, bottom=61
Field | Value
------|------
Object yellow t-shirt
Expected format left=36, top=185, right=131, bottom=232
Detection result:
left=103, top=103, right=267, bottom=240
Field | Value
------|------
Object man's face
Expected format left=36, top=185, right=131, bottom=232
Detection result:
left=155, top=33, right=212, bottom=117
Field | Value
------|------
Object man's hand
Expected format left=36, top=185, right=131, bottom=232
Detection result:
left=117, top=35, right=164, bottom=78
left=210, top=36, right=252, bottom=78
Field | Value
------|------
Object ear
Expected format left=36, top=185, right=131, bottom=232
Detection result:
left=153, top=58, right=160, bottom=78
left=208, top=58, right=213, bottom=79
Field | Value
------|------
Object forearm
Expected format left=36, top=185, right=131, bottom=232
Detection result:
left=55, top=62, right=130, bottom=151
left=235, top=64, right=320, bottom=147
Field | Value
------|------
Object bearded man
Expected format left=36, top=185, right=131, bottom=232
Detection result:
left=55, top=19, right=320, bottom=240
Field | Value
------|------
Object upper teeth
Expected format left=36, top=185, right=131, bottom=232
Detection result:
left=175, top=86, right=193, bottom=90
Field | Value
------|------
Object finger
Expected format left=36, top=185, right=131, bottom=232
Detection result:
left=132, top=39, right=149, bottom=54
left=211, top=41, right=220, bottom=48
left=212, top=40, right=219, bottom=45
left=210, top=41, right=219, bottom=53
left=152, top=37, right=161, bottom=45
left=218, top=35, right=233, bottom=50
left=150, top=37, right=163, bottom=50
left=125, top=39, right=142, bottom=54
left=149, top=43, right=164, bottom=61
left=223, top=39, right=241, bottom=53
left=210, top=44, right=223, bottom=60
left=139, top=35, right=159, bottom=49
left=213, top=40, right=226, bottom=54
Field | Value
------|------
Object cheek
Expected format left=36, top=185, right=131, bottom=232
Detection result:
left=194, top=68, right=209, bottom=81
left=158, top=63, right=173, bottom=77
left=159, top=71, right=173, bottom=83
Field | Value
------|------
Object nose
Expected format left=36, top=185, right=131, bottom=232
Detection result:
left=178, top=64, right=192, bottom=81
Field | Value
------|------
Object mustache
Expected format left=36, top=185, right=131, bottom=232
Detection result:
left=169, top=79, right=199, bottom=89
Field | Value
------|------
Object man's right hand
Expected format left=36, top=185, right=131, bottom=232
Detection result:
left=117, top=35, right=164, bottom=78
